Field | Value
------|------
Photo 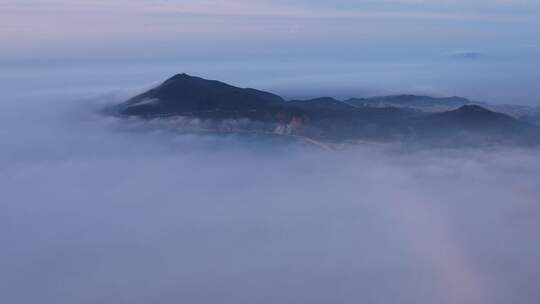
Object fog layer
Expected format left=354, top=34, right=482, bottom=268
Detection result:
left=1, top=67, right=540, bottom=304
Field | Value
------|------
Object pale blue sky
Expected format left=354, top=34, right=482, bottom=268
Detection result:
left=1, top=0, right=539, bottom=104
left=2, top=0, right=538, bottom=60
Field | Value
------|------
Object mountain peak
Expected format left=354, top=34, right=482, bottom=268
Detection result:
left=430, top=104, right=519, bottom=128
left=120, top=73, right=285, bottom=117
left=160, top=73, right=205, bottom=86
left=456, top=105, right=491, bottom=113
left=163, top=73, right=191, bottom=81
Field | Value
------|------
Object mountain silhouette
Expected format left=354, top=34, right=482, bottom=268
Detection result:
left=121, top=73, right=284, bottom=118
left=347, top=95, right=472, bottom=109
left=111, top=74, right=537, bottom=146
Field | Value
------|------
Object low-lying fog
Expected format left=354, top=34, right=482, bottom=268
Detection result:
left=1, top=66, right=539, bottom=304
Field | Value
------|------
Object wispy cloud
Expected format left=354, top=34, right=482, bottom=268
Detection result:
left=3, top=0, right=539, bottom=19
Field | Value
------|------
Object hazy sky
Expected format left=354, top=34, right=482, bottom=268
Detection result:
left=1, top=0, right=540, bottom=103
left=2, top=0, right=539, bottom=60
left=2, top=4, right=540, bottom=303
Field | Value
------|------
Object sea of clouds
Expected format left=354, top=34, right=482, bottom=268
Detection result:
left=1, top=66, right=539, bottom=304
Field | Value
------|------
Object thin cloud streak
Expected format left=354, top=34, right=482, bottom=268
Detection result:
left=2, top=0, right=539, bottom=21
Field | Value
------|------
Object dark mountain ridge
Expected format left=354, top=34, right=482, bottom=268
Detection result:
left=110, top=74, right=538, bottom=146
left=347, top=95, right=472, bottom=108
left=347, top=94, right=540, bottom=126
left=121, top=73, right=285, bottom=118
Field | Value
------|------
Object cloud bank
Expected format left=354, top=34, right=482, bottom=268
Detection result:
left=1, top=65, right=540, bottom=304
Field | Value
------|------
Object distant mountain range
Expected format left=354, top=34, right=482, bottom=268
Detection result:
left=347, top=95, right=540, bottom=125
left=108, top=73, right=540, bottom=146
left=347, top=95, right=473, bottom=110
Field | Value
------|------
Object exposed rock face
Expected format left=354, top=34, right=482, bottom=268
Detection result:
left=111, top=74, right=538, bottom=146
left=274, top=115, right=305, bottom=135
